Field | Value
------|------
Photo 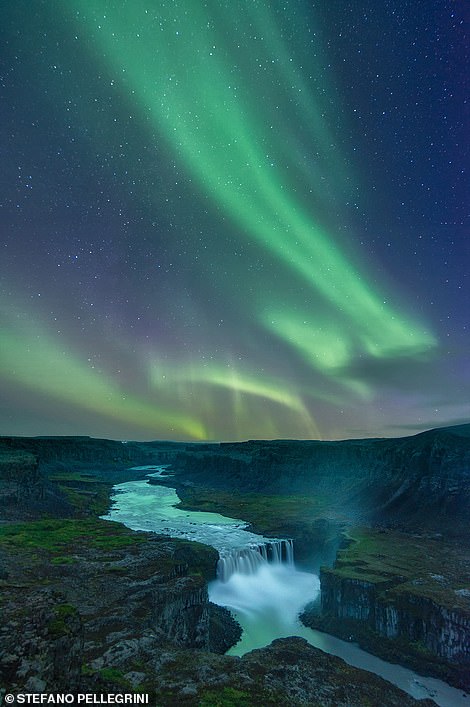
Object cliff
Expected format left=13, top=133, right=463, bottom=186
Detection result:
left=0, top=517, right=240, bottom=693
left=1, top=520, right=434, bottom=706
left=0, top=449, right=40, bottom=503
left=0, top=435, right=184, bottom=468
left=0, top=436, right=187, bottom=520
left=3, top=424, right=469, bottom=538
left=169, top=424, right=470, bottom=540
left=1, top=426, right=468, bottom=702
left=301, top=527, right=470, bottom=690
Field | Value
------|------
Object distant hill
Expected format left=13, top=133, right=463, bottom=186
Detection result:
left=1, top=424, right=469, bottom=538
left=168, top=424, right=470, bottom=539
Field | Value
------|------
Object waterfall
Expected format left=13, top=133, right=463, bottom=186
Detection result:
left=217, top=539, right=294, bottom=582
left=210, top=539, right=321, bottom=657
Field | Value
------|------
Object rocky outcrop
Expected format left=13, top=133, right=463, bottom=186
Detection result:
left=302, top=528, right=470, bottom=690
left=0, top=449, right=57, bottom=523
left=3, top=424, right=469, bottom=537
left=0, top=588, right=83, bottom=693
left=208, top=604, right=242, bottom=653
left=0, top=436, right=141, bottom=465
left=142, top=637, right=436, bottom=706
left=166, top=424, right=470, bottom=540
left=0, top=526, right=231, bottom=693
left=153, top=580, right=210, bottom=649
left=0, top=449, right=40, bottom=502
left=0, top=547, right=439, bottom=705
left=2, top=427, right=469, bottom=703
left=320, top=568, right=470, bottom=663
left=237, top=638, right=436, bottom=707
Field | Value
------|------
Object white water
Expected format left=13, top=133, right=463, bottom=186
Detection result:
left=103, top=471, right=470, bottom=707
left=210, top=560, right=470, bottom=705
left=103, top=478, right=283, bottom=553
left=211, top=563, right=321, bottom=653
left=217, top=539, right=294, bottom=581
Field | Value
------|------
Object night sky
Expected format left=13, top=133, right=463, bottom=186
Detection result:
left=1, top=1, right=468, bottom=441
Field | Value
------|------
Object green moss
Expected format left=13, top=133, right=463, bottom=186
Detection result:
left=50, top=556, right=77, bottom=565
left=198, top=687, right=253, bottom=707
left=177, top=488, right=325, bottom=536
left=47, top=603, right=78, bottom=638
left=98, top=667, right=132, bottom=687
left=172, top=540, right=218, bottom=580
left=409, top=640, right=434, bottom=657
left=0, top=518, right=146, bottom=554
left=328, top=528, right=470, bottom=611
left=197, top=686, right=287, bottom=707
left=57, top=481, right=112, bottom=516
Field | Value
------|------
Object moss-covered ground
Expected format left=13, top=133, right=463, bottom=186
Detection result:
left=176, top=487, right=328, bottom=535
left=332, top=527, right=470, bottom=612
left=301, top=527, right=470, bottom=689
left=0, top=517, right=146, bottom=554
left=46, top=469, right=114, bottom=516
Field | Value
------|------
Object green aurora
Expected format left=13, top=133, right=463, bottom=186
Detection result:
left=2, top=0, right=465, bottom=441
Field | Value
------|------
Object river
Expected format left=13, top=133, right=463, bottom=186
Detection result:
left=102, top=467, right=469, bottom=707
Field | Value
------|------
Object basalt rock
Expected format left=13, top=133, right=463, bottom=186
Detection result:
left=0, top=449, right=41, bottom=514
left=0, top=530, right=235, bottom=694
left=143, top=637, right=436, bottom=706
left=302, top=528, right=470, bottom=690
left=0, top=588, right=83, bottom=693
left=168, top=424, right=470, bottom=540
left=319, top=569, right=470, bottom=662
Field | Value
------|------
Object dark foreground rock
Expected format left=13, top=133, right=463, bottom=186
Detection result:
left=0, top=521, right=437, bottom=706
left=139, top=637, right=437, bottom=706
left=1, top=428, right=468, bottom=705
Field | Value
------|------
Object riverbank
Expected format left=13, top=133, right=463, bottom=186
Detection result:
left=172, top=485, right=470, bottom=693
left=301, top=528, right=470, bottom=692
left=0, top=490, right=432, bottom=706
left=1, top=431, right=469, bottom=704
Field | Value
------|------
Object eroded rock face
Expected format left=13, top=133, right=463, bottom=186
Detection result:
left=239, top=638, right=436, bottom=707
left=169, top=424, right=470, bottom=539
left=302, top=528, right=470, bottom=691
left=0, top=533, right=436, bottom=706
left=2, top=428, right=469, bottom=704
left=140, top=637, right=436, bottom=706
left=0, top=588, right=83, bottom=693
left=0, top=450, right=41, bottom=516
left=0, top=533, right=228, bottom=694
left=320, top=569, right=470, bottom=662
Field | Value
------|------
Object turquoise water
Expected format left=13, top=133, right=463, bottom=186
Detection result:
left=103, top=471, right=469, bottom=707
left=104, top=477, right=278, bottom=552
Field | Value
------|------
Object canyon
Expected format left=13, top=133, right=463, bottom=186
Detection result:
left=0, top=425, right=469, bottom=704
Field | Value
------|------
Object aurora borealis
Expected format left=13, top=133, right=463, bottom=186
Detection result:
left=1, top=1, right=468, bottom=441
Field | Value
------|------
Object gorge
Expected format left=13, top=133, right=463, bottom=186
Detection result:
left=0, top=425, right=469, bottom=705
left=103, top=470, right=468, bottom=705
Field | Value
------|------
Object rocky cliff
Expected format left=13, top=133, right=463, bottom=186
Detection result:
left=0, top=449, right=40, bottom=506
left=169, top=424, right=470, bottom=540
left=0, top=518, right=241, bottom=694
left=301, top=527, right=470, bottom=690
left=3, top=424, right=469, bottom=538
left=1, top=520, right=435, bottom=706
left=1, top=426, right=469, bottom=703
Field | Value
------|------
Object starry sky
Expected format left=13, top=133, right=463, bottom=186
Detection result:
left=1, top=0, right=468, bottom=442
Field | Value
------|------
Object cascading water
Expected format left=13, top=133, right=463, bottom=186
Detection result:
left=103, top=471, right=470, bottom=706
left=210, top=539, right=320, bottom=656
left=217, top=539, right=294, bottom=582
